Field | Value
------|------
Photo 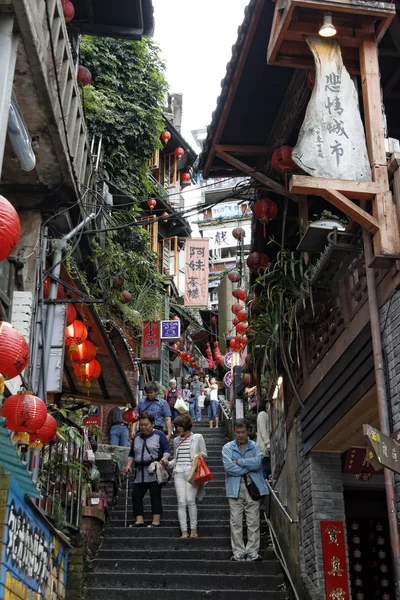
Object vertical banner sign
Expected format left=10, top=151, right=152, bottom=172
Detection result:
left=184, top=238, right=209, bottom=307
left=321, top=521, right=350, bottom=599
left=141, top=321, right=161, bottom=361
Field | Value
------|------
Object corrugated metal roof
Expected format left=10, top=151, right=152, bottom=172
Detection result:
left=0, top=418, right=40, bottom=498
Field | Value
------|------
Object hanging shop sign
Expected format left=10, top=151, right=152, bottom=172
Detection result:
left=160, top=320, right=181, bottom=341
left=363, top=424, right=400, bottom=475
left=321, top=520, right=350, bottom=600
left=184, top=238, right=209, bottom=307
left=223, top=371, right=232, bottom=388
left=223, top=352, right=232, bottom=370
left=141, top=321, right=161, bottom=361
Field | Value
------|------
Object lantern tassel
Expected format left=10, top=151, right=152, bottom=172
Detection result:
left=0, top=374, right=4, bottom=393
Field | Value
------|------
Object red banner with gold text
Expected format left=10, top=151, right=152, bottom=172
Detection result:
left=321, top=520, right=350, bottom=600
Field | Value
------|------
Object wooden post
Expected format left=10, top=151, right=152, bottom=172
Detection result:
left=299, top=196, right=309, bottom=264
left=359, top=37, right=400, bottom=259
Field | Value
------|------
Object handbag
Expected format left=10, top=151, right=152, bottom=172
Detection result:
left=204, top=391, right=211, bottom=408
left=174, top=397, right=189, bottom=414
left=198, top=394, right=205, bottom=408
left=243, top=474, right=262, bottom=501
left=194, top=455, right=214, bottom=485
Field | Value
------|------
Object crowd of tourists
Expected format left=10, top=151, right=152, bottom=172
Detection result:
left=110, top=378, right=270, bottom=561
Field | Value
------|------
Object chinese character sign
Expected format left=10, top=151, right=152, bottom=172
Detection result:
left=292, top=37, right=371, bottom=182
left=184, top=239, right=209, bottom=307
left=160, top=320, right=181, bottom=340
left=141, top=321, right=161, bottom=361
left=321, top=521, right=350, bottom=600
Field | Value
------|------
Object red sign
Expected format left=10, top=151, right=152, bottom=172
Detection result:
left=184, top=238, right=209, bottom=307
left=83, top=406, right=102, bottom=428
left=141, top=321, right=161, bottom=361
left=321, top=520, right=350, bottom=599
left=343, top=447, right=382, bottom=474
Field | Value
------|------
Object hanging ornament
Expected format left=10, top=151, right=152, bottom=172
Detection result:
left=243, top=373, right=255, bottom=387
left=247, top=252, right=269, bottom=272
left=236, top=321, right=248, bottom=335
left=0, top=322, right=30, bottom=391
left=252, top=198, right=278, bottom=237
left=74, top=359, right=101, bottom=384
left=43, top=277, right=64, bottom=299
left=33, top=414, right=58, bottom=444
left=66, top=303, right=77, bottom=325
left=231, top=302, right=243, bottom=315
left=229, top=338, right=240, bottom=352
left=77, top=65, right=92, bottom=88
left=232, top=227, right=246, bottom=240
left=171, top=316, right=180, bottom=321
left=271, top=146, right=296, bottom=174
left=161, top=212, right=169, bottom=222
left=61, top=0, right=75, bottom=22
left=120, top=290, right=132, bottom=304
left=232, top=317, right=239, bottom=327
left=123, top=409, right=139, bottom=424
left=1, top=393, right=47, bottom=433
left=237, top=309, right=248, bottom=322
left=232, top=288, right=246, bottom=301
left=65, top=320, right=88, bottom=352
left=0, top=195, right=21, bottom=262
left=161, top=131, right=171, bottom=145
left=174, top=147, right=185, bottom=159
left=228, top=270, right=241, bottom=283
left=70, top=340, right=96, bottom=366
left=181, top=172, right=191, bottom=184
left=211, top=315, right=217, bottom=323
left=147, top=199, right=157, bottom=211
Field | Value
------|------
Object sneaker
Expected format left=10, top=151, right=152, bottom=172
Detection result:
left=180, top=531, right=189, bottom=539
left=230, top=555, right=246, bottom=562
left=247, top=554, right=263, bottom=562
left=190, top=530, right=198, bottom=538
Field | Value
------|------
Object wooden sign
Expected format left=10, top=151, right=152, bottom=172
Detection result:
left=141, top=321, right=160, bottom=361
left=363, top=424, right=400, bottom=475
left=321, top=520, right=350, bottom=600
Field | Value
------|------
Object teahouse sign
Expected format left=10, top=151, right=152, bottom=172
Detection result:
left=363, top=424, right=400, bottom=475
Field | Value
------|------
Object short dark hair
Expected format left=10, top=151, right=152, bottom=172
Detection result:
left=234, top=418, right=248, bottom=430
left=144, top=382, right=158, bottom=394
left=139, top=412, right=155, bottom=424
left=174, top=414, right=193, bottom=431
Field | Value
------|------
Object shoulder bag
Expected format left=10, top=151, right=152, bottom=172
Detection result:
left=243, top=474, right=262, bottom=501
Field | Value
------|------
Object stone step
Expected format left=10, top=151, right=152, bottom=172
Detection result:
left=115, top=496, right=228, bottom=507
left=105, top=525, right=231, bottom=537
left=120, top=485, right=227, bottom=498
left=92, top=558, right=281, bottom=575
left=100, top=536, right=270, bottom=550
left=110, top=507, right=230, bottom=519
left=109, top=518, right=230, bottom=527
left=95, top=548, right=275, bottom=561
left=86, top=588, right=287, bottom=599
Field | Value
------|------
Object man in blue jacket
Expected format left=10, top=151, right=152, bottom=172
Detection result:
left=222, top=419, right=268, bottom=562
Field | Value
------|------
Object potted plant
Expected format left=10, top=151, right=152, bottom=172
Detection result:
left=311, top=209, right=348, bottom=230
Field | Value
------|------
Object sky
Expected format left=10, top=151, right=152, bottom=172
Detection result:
left=152, top=0, right=249, bottom=151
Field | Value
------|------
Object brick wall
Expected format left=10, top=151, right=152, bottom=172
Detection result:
left=66, top=532, right=85, bottom=600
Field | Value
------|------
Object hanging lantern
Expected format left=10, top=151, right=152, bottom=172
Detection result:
left=0, top=322, right=30, bottom=389
left=0, top=393, right=47, bottom=433
left=65, top=320, right=88, bottom=352
left=243, top=373, right=255, bottom=387
left=69, top=340, right=97, bottom=366
left=213, top=341, right=219, bottom=348
left=232, top=317, right=239, bottom=327
left=161, top=212, right=169, bottom=222
left=161, top=131, right=171, bottom=145
left=123, top=409, right=139, bottom=424
left=120, top=290, right=132, bottom=304
left=252, top=198, right=278, bottom=237
left=74, top=359, right=101, bottom=383
left=0, top=195, right=21, bottom=262
left=229, top=338, right=240, bottom=352
left=174, top=147, right=185, bottom=159
left=235, top=334, right=247, bottom=350
left=232, top=227, right=246, bottom=241
left=77, top=65, right=91, bottom=88
left=247, top=252, right=269, bottom=272
left=228, top=270, right=241, bottom=283
left=237, top=309, right=248, bottom=322
left=66, top=303, right=77, bottom=325
left=61, top=0, right=75, bottom=22
left=33, top=414, right=58, bottom=444
left=43, top=277, right=64, bottom=299
left=236, top=321, right=248, bottom=335
left=181, top=172, right=191, bottom=184
left=231, top=302, right=243, bottom=315
left=211, top=315, right=217, bottom=323
left=147, top=199, right=157, bottom=211
left=232, top=288, right=246, bottom=302
left=271, top=146, right=296, bottom=173
left=171, top=316, right=180, bottom=321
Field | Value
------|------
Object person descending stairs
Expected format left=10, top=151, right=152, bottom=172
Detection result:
left=86, top=419, right=288, bottom=599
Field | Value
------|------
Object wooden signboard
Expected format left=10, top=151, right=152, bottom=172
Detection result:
left=363, top=424, right=400, bottom=475
left=321, top=520, right=350, bottom=600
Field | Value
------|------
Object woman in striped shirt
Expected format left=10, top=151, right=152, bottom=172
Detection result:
left=170, top=414, right=207, bottom=539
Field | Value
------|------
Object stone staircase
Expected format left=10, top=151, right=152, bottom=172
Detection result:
left=86, top=421, right=289, bottom=599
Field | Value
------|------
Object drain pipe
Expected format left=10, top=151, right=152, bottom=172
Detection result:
left=362, top=224, right=400, bottom=600
left=38, top=213, right=96, bottom=401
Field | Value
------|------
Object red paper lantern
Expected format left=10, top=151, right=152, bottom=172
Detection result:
left=243, top=373, right=255, bottom=387
left=77, top=66, right=91, bottom=88
left=33, top=414, right=58, bottom=444
left=161, top=131, right=171, bottom=144
left=123, top=409, right=139, bottom=424
left=232, top=288, right=246, bottom=302
left=66, top=303, right=76, bottom=325
left=181, top=172, right=191, bottom=183
left=232, top=227, right=246, bottom=240
left=228, top=270, right=241, bottom=283
left=247, top=252, right=269, bottom=272
left=120, top=290, right=132, bottom=304
left=74, top=359, right=101, bottom=382
left=1, top=393, right=47, bottom=433
left=174, top=147, right=185, bottom=159
left=161, top=212, right=169, bottom=222
left=147, top=199, right=157, bottom=210
left=233, top=317, right=239, bottom=327
left=236, top=321, right=248, bottom=335
left=69, top=340, right=96, bottom=365
left=171, top=316, right=180, bottom=321
left=211, top=315, right=217, bottom=323
left=0, top=322, right=30, bottom=383
left=61, top=0, right=75, bottom=22
left=237, top=309, right=247, bottom=322
left=231, top=302, right=242, bottom=315
left=0, top=195, right=21, bottom=262
left=43, top=277, right=64, bottom=299
left=65, top=320, right=88, bottom=351
left=271, top=146, right=296, bottom=173
left=229, top=338, right=240, bottom=352
left=252, top=198, right=278, bottom=236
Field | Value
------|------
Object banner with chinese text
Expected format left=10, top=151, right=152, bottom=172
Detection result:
left=321, top=520, right=350, bottom=599
left=184, top=238, right=209, bottom=307
left=141, top=321, right=161, bottom=361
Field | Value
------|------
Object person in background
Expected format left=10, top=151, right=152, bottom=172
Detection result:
left=124, top=412, right=170, bottom=527
left=189, top=374, right=203, bottom=422
left=165, top=379, right=181, bottom=420
left=222, top=419, right=268, bottom=562
left=107, top=405, right=129, bottom=447
left=257, top=401, right=271, bottom=481
left=205, top=376, right=219, bottom=429
left=182, top=381, right=191, bottom=405
left=134, top=381, right=172, bottom=440
left=169, top=414, right=207, bottom=538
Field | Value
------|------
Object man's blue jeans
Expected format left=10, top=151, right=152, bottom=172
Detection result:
left=189, top=398, right=201, bottom=421
left=110, top=424, right=129, bottom=447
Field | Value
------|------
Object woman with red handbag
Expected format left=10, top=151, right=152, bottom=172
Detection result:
left=169, top=414, right=208, bottom=539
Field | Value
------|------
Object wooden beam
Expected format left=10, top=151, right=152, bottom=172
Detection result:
left=321, top=188, right=379, bottom=233
left=215, top=148, right=299, bottom=202
left=290, top=175, right=380, bottom=200
left=215, top=144, right=270, bottom=156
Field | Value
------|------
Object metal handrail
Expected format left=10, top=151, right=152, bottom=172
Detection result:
left=267, top=480, right=298, bottom=524
left=218, top=396, right=232, bottom=420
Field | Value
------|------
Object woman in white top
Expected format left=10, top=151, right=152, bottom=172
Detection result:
left=205, top=376, right=219, bottom=429
left=169, top=414, right=207, bottom=538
